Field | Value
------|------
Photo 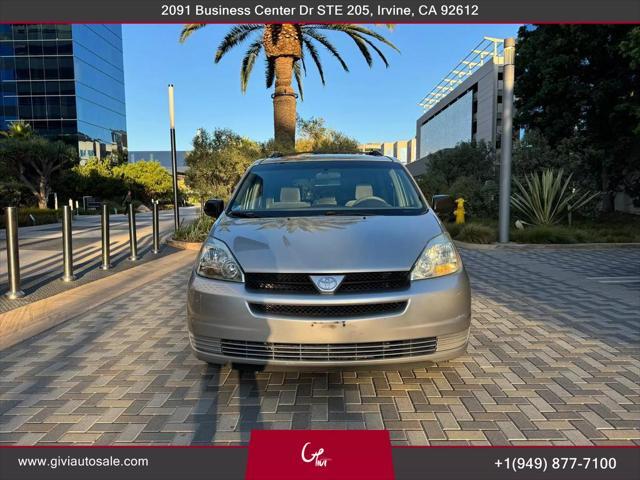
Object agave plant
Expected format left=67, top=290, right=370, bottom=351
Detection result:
left=179, top=24, right=398, bottom=149
left=511, top=169, right=599, bottom=225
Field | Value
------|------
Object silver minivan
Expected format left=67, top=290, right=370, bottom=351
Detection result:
left=187, top=153, right=471, bottom=367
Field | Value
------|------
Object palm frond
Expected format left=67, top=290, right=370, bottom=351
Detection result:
left=301, top=28, right=349, bottom=71
left=293, top=61, right=304, bottom=101
left=344, top=32, right=374, bottom=67
left=265, top=58, right=275, bottom=88
left=313, top=24, right=400, bottom=52
left=302, top=38, right=326, bottom=84
left=350, top=32, right=390, bottom=67
left=179, top=24, right=206, bottom=43
left=299, top=54, right=307, bottom=75
left=215, top=25, right=263, bottom=63
left=240, top=39, right=263, bottom=93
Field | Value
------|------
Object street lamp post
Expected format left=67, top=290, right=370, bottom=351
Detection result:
left=498, top=37, right=516, bottom=243
left=168, top=84, right=180, bottom=232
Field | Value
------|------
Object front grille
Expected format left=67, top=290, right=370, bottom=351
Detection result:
left=219, top=337, right=437, bottom=362
left=249, top=301, right=407, bottom=318
left=246, top=273, right=317, bottom=294
left=245, top=271, right=409, bottom=294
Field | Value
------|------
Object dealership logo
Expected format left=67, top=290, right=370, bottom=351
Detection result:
left=310, top=275, right=345, bottom=294
left=301, top=442, right=330, bottom=468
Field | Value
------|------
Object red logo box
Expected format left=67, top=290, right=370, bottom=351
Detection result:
left=246, top=430, right=394, bottom=480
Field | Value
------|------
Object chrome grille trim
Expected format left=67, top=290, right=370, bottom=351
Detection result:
left=214, top=337, right=438, bottom=361
left=245, top=271, right=410, bottom=294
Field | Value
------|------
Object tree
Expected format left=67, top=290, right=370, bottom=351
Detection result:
left=512, top=129, right=564, bottom=177
left=179, top=24, right=398, bottom=149
left=0, top=136, right=77, bottom=208
left=295, top=117, right=359, bottom=153
left=113, top=161, right=174, bottom=203
left=59, top=157, right=127, bottom=202
left=514, top=25, right=640, bottom=210
left=416, top=141, right=498, bottom=217
left=0, top=120, right=34, bottom=139
left=184, top=128, right=261, bottom=206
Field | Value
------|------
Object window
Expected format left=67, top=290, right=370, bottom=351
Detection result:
left=16, top=82, right=31, bottom=95
left=29, top=57, right=45, bottom=80
left=419, top=89, right=474, bottom=157
left=60, top=96, right=76, bottom=118
left=229, top=160, right=426, bottom=217
left=58, top=57, right=74, bottom=79
left=44, top=58, right=58, bottom=79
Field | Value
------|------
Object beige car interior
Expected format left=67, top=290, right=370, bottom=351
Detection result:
left=267, top=187, right=311, bottom=209
left=265, top=184, right=376, bottom=209
left=345, top=184, right=374, bottom=206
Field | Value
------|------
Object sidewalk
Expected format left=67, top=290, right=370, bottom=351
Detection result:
left=0, top=208, right=199, bottom=312
left=0, top=248, right=197, bottom=350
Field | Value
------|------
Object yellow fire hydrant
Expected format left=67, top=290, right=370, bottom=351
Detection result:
left=454, top=197, right=465, bottom=224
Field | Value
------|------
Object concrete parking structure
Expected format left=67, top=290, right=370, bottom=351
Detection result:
left=1, top=246, right=638, bottom=445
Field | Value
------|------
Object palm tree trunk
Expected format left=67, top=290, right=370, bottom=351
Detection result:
left=273, top=56, right=296, bottom=149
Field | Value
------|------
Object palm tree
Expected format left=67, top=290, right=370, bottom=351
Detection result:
left=179, top=24, right=398, bottom=149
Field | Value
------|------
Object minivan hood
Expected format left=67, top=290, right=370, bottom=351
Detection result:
left=212, top=213, right=444, bottom=273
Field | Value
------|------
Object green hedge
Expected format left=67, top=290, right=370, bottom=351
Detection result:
left=0, top=208, right=60, bottom=228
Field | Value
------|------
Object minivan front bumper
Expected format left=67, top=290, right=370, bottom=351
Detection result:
left=187, top=269, right=471, bottom=367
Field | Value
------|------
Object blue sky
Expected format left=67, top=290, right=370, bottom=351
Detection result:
left=122, top=24, right=520, bottom=151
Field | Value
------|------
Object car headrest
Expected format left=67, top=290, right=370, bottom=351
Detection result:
left=355, top=184, right=373, bottom=199
left=280, top=187, right=301, bottom=203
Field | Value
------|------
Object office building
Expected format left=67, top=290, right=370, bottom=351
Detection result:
left=128, top=150, right=189, bottom=175
left=407, top=37, right=506, bottom=176
left=0, top=24, right=127, bottom=161
left=359, top=138, right=417, bottom=164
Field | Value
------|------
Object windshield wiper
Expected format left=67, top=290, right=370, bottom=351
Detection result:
left=323, top=210, right=377, bottom=216
left=228, top=211, right=262, bottom=218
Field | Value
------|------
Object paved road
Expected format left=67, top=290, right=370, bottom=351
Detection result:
left=0, top=247, right=638, bottom=445
left=0, top=207, right=199, bottom=296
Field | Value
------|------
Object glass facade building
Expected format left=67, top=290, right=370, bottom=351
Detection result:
left=418, top=89, right=474, bottom=158
left=0, top=24, right=127, bottom=161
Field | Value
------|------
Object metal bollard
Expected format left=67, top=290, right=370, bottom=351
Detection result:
left=4, top=207, right=25, bottom=299
left=128, top=203, right=139, bottom=261
left=61, top=205, right=76, bottom=282
left=100, top=203, right=111, bottom=270
left=152, top=200, right=160, bottom=254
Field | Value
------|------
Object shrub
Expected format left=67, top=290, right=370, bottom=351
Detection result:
left=511, top=168, right=599, bottom=225
left=0, top=207, right=59, bottom=228
left=455, top=224, right=497, bottom=244
left=510, top=225, right=590, bottom=244
left=173, top=215, right=214, bottom=243
left=443, top=222, right=463, bottom=238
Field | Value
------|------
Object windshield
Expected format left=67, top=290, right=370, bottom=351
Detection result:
left=228, top=160, right=426, bottom=217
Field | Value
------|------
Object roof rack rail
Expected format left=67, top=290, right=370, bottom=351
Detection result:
left=268, top=150, right=371, bottom=158
left=365, top=150, right=384, bottom=156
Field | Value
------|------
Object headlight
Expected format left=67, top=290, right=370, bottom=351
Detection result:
left=411, top=233, right=461, bottom=280
left=196, top=237, right=244, bottom=282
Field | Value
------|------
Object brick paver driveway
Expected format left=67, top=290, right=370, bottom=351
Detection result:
left=1, top=247, right=638, bottom=445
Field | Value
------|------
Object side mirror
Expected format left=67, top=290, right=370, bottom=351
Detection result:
left=431, top=195, right=455, bottom=219
left=203, top=199, right=224, bottom=218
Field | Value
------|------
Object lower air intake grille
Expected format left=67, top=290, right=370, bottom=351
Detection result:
left=218, top=337, right=438, bottom=362
left=249, top=301, right=407, bottom=318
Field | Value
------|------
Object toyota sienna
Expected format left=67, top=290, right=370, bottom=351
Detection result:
left=187, top=153, right=471, bottom=366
